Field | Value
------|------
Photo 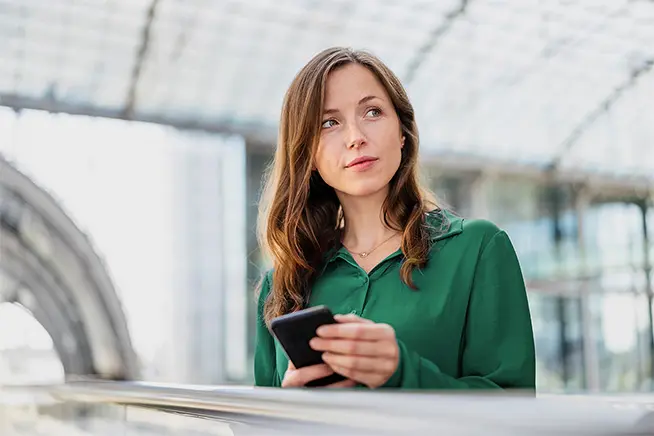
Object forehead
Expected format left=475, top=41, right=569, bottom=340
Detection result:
left=323, top=63, right=389, bottom=106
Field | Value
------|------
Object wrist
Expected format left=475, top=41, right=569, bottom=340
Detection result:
left=382, top=340, right=404, bottom=388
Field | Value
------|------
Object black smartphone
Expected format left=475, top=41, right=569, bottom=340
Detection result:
left=270, top=305, right=347, bottom=387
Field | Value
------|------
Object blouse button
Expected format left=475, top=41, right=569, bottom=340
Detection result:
left=350, top=309, right=358, bottom=315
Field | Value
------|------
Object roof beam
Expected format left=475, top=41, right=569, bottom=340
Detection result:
left=0, top=92, right=278, bottom=144
left=123, top=0, right=161, bottom=119
left=403, top=0, right=470, bottom=85
left=421, top=151, right=653, bottom=197
left=547, top=57, right=654, bottom=171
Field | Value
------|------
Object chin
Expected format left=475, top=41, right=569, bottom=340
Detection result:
left=339, top=180, right=390, bottom=198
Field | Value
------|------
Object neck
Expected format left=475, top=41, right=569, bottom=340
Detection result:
left=338, top=188, right=397, bottom=250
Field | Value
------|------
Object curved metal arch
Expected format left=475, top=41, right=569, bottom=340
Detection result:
left=0, top=154, right=139, bottom=380
left=0, top=237, right=95, bottom=376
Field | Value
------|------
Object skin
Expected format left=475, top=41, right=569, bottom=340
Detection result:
left=281, top=63, right=404, bottom=389
left=313, top=63, right=404, bottom=198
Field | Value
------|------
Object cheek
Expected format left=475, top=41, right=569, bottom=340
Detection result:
left=314, top=140, right=340, bottom=177
left=374, top=129, right=402, bottom=165
left=375, top=134, right=403, bottom=184
left=384, top=146, right=403, bottom=180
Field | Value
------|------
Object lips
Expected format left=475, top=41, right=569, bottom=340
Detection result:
left=346, top=156, right=378, bottom=168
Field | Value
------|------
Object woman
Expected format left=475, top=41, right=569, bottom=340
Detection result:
left=254, top=47, right=535, bottom=390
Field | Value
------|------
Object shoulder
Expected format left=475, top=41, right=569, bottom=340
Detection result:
left=256, top=269, right=274, bottom=306
left=426, top=208, right=501, bottom=238
left=425, top=209, right=509, bottom=253
left=461, top=217, right=504, bottom=245
left=255, top=269, right=274, bottom=327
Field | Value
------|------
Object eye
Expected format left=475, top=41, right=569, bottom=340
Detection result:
left=321, top=119, right=338, bottom=129
left=365, top=108, right=382, bottom=118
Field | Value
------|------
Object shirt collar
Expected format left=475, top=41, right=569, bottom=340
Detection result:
left=323, top=244, right=350, bottom=265
left=322, top=209, right=463, bottom=267
left=427, top=209, right=463, bottom=242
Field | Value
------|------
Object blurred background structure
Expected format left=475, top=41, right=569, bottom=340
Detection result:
left=0, top=0, right=653, bottom=396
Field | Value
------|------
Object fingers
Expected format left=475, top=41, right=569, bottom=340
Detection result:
left=312, top=314, right=399, bottom=389
left=333, top=314, right=374, bottom=324
left=317, top=321, right=395, bottom=341
left=282, top=361, right=357, bottom=389
left=310, top=337, right=397, bottom=358
left=325, top=378, right=357, bottom=388
left=322, top=352, right=397, bottom=374
left=281, top=363, right=333, bottom=388
left=329, top=363, right=389, bottom=389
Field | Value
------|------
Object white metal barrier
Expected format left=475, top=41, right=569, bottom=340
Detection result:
left=2, top=381, right=654, bottom=435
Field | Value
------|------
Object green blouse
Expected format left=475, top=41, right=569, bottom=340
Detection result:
left=254, top=211, right=536, bottom=390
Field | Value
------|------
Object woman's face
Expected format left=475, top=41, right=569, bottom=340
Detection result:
left=314, top=63, right=404, bottom=199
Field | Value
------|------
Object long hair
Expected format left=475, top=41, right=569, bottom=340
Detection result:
left=257, top=47, right=438, bottom=326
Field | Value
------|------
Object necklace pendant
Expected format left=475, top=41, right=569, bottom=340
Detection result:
left=360, top=252, right=369, bottom=258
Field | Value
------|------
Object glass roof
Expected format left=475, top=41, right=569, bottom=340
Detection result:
left=0, top=0, right=653, bottom=182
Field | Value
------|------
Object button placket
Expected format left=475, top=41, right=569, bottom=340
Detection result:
left=351, top=273, right=371, bottom=317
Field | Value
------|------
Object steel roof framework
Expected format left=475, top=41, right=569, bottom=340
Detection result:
left=0, top=0, right=652, bottom=184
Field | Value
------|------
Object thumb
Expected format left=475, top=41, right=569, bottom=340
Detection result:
left=287, top=360, right=296, bottom=371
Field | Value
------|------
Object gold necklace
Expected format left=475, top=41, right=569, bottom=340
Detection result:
left=343, top=233, right=398, bottom=258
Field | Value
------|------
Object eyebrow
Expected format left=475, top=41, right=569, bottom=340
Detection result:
left=323, top=95, right=381, bottom=116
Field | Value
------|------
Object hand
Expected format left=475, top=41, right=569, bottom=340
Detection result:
left=281, top=361, right=357, bottom=388
left=310, top=314, right=399, bottom=388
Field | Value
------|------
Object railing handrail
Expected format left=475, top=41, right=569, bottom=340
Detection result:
left=35, top=381, right=654, bottom=435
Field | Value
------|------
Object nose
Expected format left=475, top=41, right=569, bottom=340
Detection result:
left=346, top=122, right=366, bottom=149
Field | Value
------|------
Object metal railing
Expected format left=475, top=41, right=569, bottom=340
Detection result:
left=2, top=381, right=654, bottom=435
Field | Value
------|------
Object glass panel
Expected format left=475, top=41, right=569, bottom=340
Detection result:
left=563, top=296, right=585, bottom=391
left=529, top=293, right=587, bottom=393
left=592, top=292, right=651, bottom=392
left=0, top=0, right=149, bottom=107
left=529, top=293, right=566, bottom=392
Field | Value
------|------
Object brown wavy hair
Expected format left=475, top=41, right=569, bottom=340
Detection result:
left=258, top=47, right=438, bottom=325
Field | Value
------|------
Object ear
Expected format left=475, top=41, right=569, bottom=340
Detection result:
left=401, top=135, right=405, bottom=148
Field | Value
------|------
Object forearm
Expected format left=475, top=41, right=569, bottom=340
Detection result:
left=383, top=340, right=504, bottom=390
